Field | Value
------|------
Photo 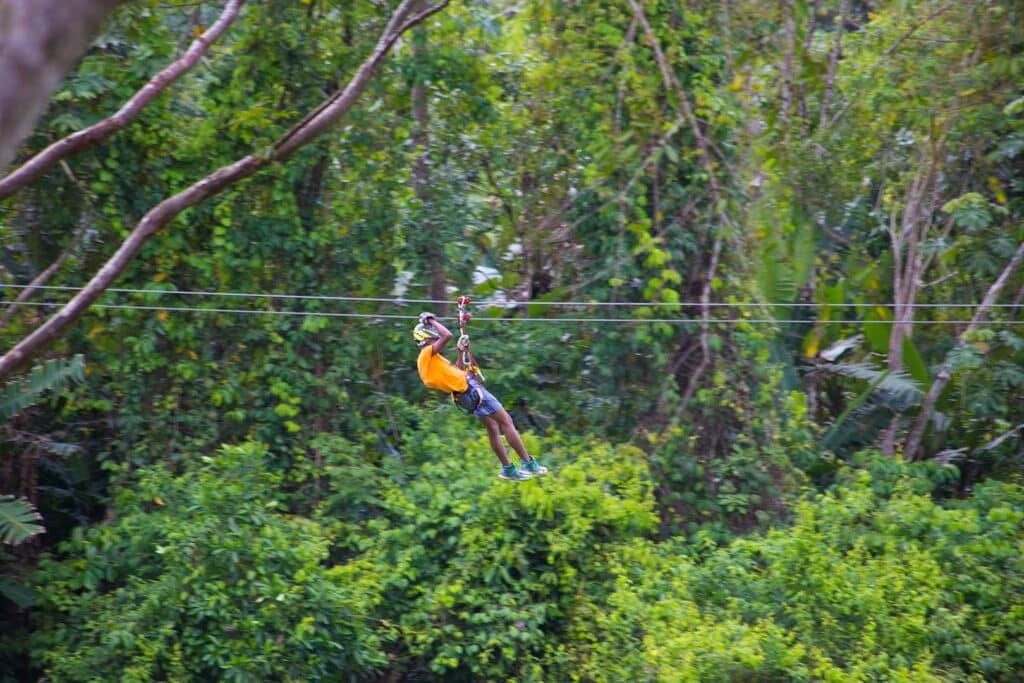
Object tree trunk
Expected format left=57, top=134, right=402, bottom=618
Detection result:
left=0, top=0, right=125, bottom=171
left=881, top=140, right=944, bottom=454
left=818, top=0, right=849, bottom=132
left=0, top=0, right=246, bottom=200
left=410, top=26, right=448, bottom=311
left=904, top=239, right=1024, bottom=460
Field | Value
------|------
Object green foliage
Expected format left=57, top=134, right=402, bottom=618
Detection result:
left=573, top=455, right=1024, bottom=682
left=0, top=495, right=44, bottom=546
left=31, top=443, right=384, bottom=681
left=0, top=355, right=84, bottom=421
left=337, top=427, right=658, bottom=680
left=652, top=322, right=818, bottom=539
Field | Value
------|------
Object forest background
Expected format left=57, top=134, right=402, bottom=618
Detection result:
left=1, top=0, right=1023, bottom=680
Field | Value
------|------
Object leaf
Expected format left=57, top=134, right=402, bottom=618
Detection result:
left=821, top=369, right=890, bottom=450
left=0, top=355, right=85, bottom=421
left=1003, top=96, right=1024, bottom=116
left=901, top=334, right=931, bottom=390
left=862, top=308, right=892, bottom=355
left=819, top=362, right=923, bottom=409
left=819, top=334, right=862, bottom=362
left=802, top=327, right=822, bottom=358
left=0, top=495, right=45, bottom=545
left=0, top=576, right=34, bottom=608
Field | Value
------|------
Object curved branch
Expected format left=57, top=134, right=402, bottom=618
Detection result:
left=0, top=0, right=246, bottom=201
left=904, top=238, right=1024, bottom=460
left=0, top=0, right=450, bottom=379
left=273, top=1, right=449, bottom=160
left=627, top=0, right=724, bottom=199
left=0, top=162, right=94, bottom=329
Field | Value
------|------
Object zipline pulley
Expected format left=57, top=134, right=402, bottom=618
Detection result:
left=456, top=295, right=484, bottom=381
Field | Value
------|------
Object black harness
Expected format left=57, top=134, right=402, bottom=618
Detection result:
left=451, top=385, right=482, bottom=413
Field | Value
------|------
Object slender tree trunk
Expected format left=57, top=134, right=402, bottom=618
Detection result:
left=410, top=26, right=447, bottom=311
left=904, top=239, right=1024, bottom=460
left=818, top=0, right=849, bottom=132
left=881, top=141, right=943, bottom=454
left=294, top=151, right=329, bottom=232
left=779, top=0, right=796, bottom=129
left=679, top=237, right=723, bottom=410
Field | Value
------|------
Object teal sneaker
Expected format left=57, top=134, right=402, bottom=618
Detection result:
left=500, top=464, right=531, bottom=481
left=520, top=458, right=548, bottom=476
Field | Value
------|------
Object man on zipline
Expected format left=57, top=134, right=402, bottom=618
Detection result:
left=414, top=311, right=547, bottom=481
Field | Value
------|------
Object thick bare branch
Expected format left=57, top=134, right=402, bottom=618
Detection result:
left=0, top=0, right=450, bottom=379
left=0, top=0, right=125, bottom=172
left=0, top=0, right=246, bottom=201
left=273, top=1, right=449, bottom=160
left=904, top=238, right=1024, bottom=460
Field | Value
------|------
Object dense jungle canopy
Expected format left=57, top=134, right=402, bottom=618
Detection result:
left=1, top=0, right=1023, bottom=680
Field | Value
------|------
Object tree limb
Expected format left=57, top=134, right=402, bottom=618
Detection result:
left=679, top=236, right=723, bottom=410
left=0, top=0, right=450, bottom=379
left=779, top=0, right=796, bottom=127
left=0, top=0, right=247, bottom=201
left=273, top=0, right=449, bottom=160
left=903, top=238, right=1024, bottom=460
left=628, top=0, right=723, bottom=199
left=0, top=162, right=94, bottom=329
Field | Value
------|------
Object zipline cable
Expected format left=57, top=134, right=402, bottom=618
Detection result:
left=4, top=300, right=1022, bottom=325
left=0, top=283, right=1018, bottom=309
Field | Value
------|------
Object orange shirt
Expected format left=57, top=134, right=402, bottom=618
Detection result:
left=417, top=345, right=469, bottom=394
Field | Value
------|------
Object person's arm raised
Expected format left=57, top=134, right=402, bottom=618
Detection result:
left=426, top=317, right=453, bottom=355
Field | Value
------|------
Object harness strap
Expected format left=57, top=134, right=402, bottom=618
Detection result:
left=451, top=386, right=482, bottom=413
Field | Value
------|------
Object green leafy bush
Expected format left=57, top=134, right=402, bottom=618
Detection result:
left=336, top=431, right=659, bottom=681
left=574, top=456, right=1024, bottom=682
left=32, top=443, right=384, bottom=682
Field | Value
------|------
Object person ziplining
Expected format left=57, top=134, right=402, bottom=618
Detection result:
left=413, top=296, right=548, bottom=481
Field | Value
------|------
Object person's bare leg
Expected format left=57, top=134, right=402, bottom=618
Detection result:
left=480, top=414, right=512, bottom=466
left=492, top=408, right=533, bottom=462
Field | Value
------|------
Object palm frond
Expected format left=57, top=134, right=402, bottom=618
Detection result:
left=0, top=354, right=85, bottom=422
left=819, top=362, right=923, bottom=410
left=37, top=439, right=83, bottom=458
left=0, top=495, right=44, bottom=545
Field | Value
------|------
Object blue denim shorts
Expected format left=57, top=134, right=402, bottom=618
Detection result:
left=467, top=374, right=502, bottom=418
